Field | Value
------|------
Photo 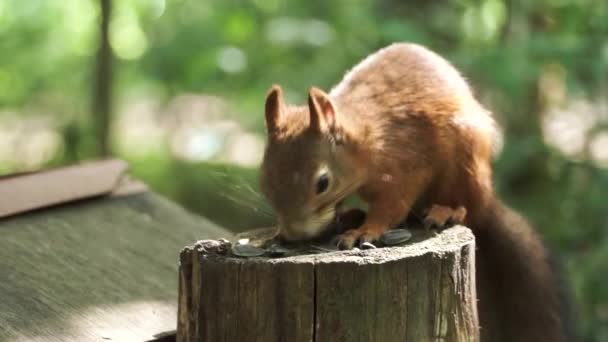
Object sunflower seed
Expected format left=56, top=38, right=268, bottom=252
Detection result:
left=360, top=242, right=377, bottom=250
left=380, top=229, right=412, bottom=246
left=231, top=244, right=266, bottom=257
left=267, top=244, right=290, bottom=257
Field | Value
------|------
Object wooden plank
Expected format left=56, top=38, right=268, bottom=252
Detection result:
left=0, top=159, right=132, bottom=218
left=0, top=192, right=231, bottom=342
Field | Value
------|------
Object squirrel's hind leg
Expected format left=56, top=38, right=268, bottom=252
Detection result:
left=422, top=204, right=467, bottom=230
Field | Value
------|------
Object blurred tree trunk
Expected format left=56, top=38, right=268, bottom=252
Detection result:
left=92, top=0, right=113, bottom=157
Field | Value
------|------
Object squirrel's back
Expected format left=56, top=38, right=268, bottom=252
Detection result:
left=330, top=43, right=498, bottom=224
left=331, top=43, right=484, bottom=121
left=332, top=43, right=469, bottom=99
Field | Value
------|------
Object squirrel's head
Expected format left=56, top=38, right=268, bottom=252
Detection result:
left=260, top=85, right=365, bottom=241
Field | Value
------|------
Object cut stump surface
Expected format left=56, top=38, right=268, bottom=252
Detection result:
left=178, top=226, right=479, bottom=342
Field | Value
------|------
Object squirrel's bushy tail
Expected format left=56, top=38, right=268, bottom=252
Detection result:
left=474, top=199, right=577, bottom=342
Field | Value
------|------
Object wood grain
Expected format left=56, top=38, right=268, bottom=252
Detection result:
left=0, top=192, right=230, bottom=342
left=178, top=226, right=479, bottom=342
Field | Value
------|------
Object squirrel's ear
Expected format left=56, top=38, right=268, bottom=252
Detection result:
left=265, top=85, right=284, bottom=137
left=308, top=86, right=337, bottom=133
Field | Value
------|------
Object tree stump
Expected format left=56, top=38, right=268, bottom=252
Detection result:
left=177, top=226, right=479, bottom=342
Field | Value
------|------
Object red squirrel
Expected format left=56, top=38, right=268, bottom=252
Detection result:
left=260, top=43, right=573, bottom=341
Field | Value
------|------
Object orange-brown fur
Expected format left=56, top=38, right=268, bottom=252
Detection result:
left=260, top=43, right=569, bottom=341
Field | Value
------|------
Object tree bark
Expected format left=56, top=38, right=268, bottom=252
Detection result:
left=92, top=0, right=113, bottom=157
left=177, top=226, right=479, bottom=342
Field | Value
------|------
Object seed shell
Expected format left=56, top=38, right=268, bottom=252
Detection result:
left=380, top=229, right=413, bottom=246
left=267, top=244, right=290, bottom=257
left=360, top=242, right=377, bottom=250
left=231, top=244, right=266, bottom=257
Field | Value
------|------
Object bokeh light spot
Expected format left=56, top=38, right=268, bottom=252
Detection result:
left=217, top=46, right=247, bottom=74
left=110, top=5, right=148, bottom=60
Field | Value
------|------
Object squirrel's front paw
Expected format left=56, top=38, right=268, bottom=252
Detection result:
left=335, top=227, right=383, bottom=250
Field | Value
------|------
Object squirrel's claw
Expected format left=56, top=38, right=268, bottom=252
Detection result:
left=336, top=228, right=381, bottom=250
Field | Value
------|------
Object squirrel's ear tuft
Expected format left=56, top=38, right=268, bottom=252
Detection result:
left=265, top=84, right=284, bottom=137
left=308, top=86, right=337, bottom=133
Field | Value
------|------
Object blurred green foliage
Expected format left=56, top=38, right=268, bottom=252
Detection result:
left=1, top=0, right=607, bottom=340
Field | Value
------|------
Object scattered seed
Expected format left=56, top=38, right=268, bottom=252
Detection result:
left=267, top=244, right=290, bottom=257
left=380, top=229, right=412, bottom=246
left=231, top=244, right=266, bottom=257
left=360, top=242, right=377, bottom=250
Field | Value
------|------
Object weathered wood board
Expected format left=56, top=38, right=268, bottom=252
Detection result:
left=0, top=192, right=230, bottom=342
left=178, top=226, right=479, bottom=342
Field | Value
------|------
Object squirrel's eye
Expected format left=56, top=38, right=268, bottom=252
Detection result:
left=316, top=173, right=330, bottom=194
